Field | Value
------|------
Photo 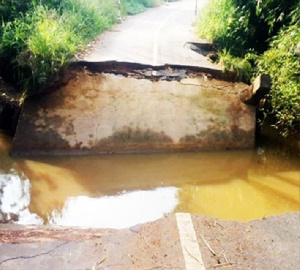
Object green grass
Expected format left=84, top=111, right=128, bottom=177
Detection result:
left=197, top=0, right=299, bottom=135
left=125, top=0, right=147, bottom=15
left=257, top=16, right=300, bottom=136
left=125, top=0, right=164, bottom=15
left=197, top=0, right=254, bottom=57
left=217, top=49, right=254, bottom=83
left=0, top=0, right=119, bottom=95
left=0, top=0, right=169, bottom=95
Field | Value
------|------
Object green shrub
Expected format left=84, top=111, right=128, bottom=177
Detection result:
left=125, top=0, right=146, bottom=15
left=218, top=49, right=254, bottom=82
left=0, top=0, right=33, bottom=22
left=25, top=6, right=79, bottom=88
left=142, top=0, right=163, bottom=7
left=197, top=0, right=299, bottom=135
left=0, top=13, right=33, bottom=86
left=197, top=0, right=255, bottom=56
left=257, top=9, right=300, bottom=136
left=124, top=0, right=163, bottom=15
left=197, top=0, right=298, bottom=56
left=0, top=0, right=118, bottom=95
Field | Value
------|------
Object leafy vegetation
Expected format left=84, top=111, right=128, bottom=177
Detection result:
left=0, top=0, right=171, bottom=96
left=197, top=0, right=255, bottom=57
left=218, top=49, right=255, bottom=83
left=197, top=0, right=300, bottom=135
left=257, top=7, right=300, bottom=136
left=125, top=0, right=165, bottom=15
left=0, top=0, right=119, bottom=95
left=198, top=0, right=298, bottom=55
left=125, top=0, right=147, bottom=15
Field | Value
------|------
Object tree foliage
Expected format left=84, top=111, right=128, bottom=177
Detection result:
left=198, top=0, right=298, bottom=56
left=257, top=6, right=300, bottom=136
left=197, top=0, right=299, bottom=135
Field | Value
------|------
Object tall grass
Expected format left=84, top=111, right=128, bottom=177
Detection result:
left=218, top=49, right=253, bottom=82
left=197, top=0, right=299, bottom=135
left=0, top=0, right=118, bottom=95
left=197, top=0, right=254, bottom=56
left=257, top=9, right=300, bottom=136
left=0, top=0, right=169, bottom=95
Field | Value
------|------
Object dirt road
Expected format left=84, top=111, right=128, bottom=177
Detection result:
left=83, top=0, right=217, bottom=69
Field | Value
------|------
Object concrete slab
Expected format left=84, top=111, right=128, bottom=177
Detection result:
left=12, top=63, right=255, bottom=156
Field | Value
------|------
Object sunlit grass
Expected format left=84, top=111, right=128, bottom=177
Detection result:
left=0, top=0, right=119, bottom=95
left=197, top=0, right=299, bottom=135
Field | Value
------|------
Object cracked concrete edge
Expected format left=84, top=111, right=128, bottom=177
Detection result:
left=0, top=213, right=299, bottom=270
left=0, top=212, right=299, bottom=244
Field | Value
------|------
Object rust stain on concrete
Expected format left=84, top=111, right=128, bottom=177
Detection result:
left=12, top=64, right=255, bottom=155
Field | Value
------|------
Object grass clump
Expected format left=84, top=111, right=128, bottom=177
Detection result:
left=257, top=9, right=300, bottom=136
left=197, top=0, right=299, bottom=135
left=0, top=0, right=118, bottom=96
left=218, top=49, right=254, bottom=82
left=125, top=0, right=164, bottom=15
left=197, top=0, right=254, bottom=57
left=142, top=0, right=164, bottom=7
left=0, top=0, right=169, bottom=95
left=125, top=0, right=147, bottom=15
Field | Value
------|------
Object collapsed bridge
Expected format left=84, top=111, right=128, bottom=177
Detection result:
left=11, top=61, right=264, bottom=156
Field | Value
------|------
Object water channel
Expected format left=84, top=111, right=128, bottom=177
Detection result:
left=0, top=131, right=299, bottom=229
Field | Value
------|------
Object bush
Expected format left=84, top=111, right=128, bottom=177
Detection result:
left=0, top=0, right=32, bottom=22
left=24, top=6, right=80, bottom=88
left=0, top=0, right=118, bottom=95
left=197, top=0, right=298, bottom=56
left=218, top=49, right=254, bottom=82
left=142, top=0, right=163, bottom=7
left=125, top=0, right=147, bottom=15
left=257, top=8, right=300, bottom=136
left=197, top=0, right=299, bottom=135
left=197, top=0, right=255, bottom=56
left=124, top=0, right=164, bottom=15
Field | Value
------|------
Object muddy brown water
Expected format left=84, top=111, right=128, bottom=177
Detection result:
left=0, top=132, right=299, bottom=229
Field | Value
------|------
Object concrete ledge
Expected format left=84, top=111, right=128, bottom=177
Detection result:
left=240, top=74, right=271, bottom=106
left=11, top=63, right=255, bottom=156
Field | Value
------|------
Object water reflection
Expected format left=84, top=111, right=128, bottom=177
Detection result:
left=49, top=187, right=178, bottom=229
left=0, top=132, right=299, bottom=228
left=175, top=174, right=299, bottom=221
left=0, top=173, right=43, bottom=225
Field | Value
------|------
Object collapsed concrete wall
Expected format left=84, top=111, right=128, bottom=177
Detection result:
left=11, top=63, right=256, bottom=155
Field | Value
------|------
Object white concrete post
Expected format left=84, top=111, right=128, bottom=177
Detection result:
left=117, top=0, right=123, bottom=24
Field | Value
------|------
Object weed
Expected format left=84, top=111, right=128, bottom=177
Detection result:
left=197, top=0, right=299, bottom=134
left=0, top=0, right=119, bottom=95
left=257, top=12, right=300, bottom=136
left=218, top=49, right=254, bottom=82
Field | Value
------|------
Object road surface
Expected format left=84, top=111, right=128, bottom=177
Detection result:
left=83, top=0, right=218, bottom=69
left=0, top=213, right=299, bottom=270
